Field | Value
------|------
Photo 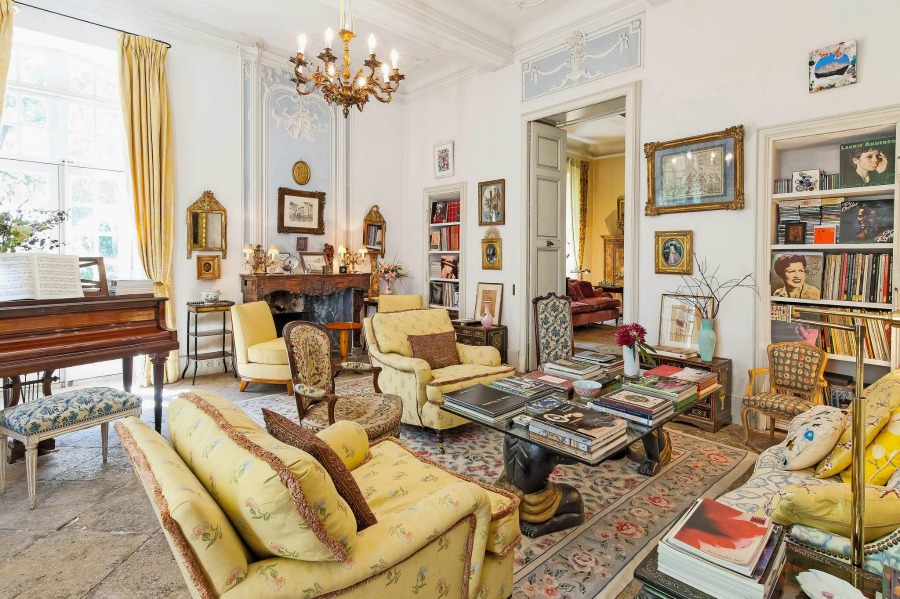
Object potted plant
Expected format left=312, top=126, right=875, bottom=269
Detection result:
left=373, top=258, right=408, bottom=295
left=615, top=323, right=655, bottom=377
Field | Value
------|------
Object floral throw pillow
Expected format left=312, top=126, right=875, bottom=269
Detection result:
left=262, top=408, right=377, bottom=530
left=407, top=331, right=461, bottom=370
left=781, top=405, right=847, bottom=471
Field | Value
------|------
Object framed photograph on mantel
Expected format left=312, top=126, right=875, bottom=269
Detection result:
left=277, top=187, right=325, bottom=235
left=644, top=125, right=744, bottom=216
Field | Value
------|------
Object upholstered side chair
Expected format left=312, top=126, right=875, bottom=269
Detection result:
left=377, top=294, right=423, bottom=313
left=230, top=301, right=292, bottom=394
left=532, top=292, right=575, bottom=367
left=741, top=341, right=829, bottom=444
left=283, top=320, right=402, bottom=442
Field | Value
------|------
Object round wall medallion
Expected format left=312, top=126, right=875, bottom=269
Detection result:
left=292, top=161, right=311, bottom=185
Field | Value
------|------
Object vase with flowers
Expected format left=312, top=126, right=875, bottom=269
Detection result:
left=615, top=323, right=655, bottom=377
left=373, top=258, right=408, bottom=295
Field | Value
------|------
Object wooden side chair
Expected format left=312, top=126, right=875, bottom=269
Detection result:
left=741, top=341, right=829, bottom=444
left=532, top=292, right=574, bottom=367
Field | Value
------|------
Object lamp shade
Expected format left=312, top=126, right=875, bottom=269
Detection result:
left=242, top=244, right=253, bottom=254
left=267, top=245, right=279, bottom=255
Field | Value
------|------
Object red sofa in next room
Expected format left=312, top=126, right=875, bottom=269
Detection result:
left=565, top=279, right=621, bottom=327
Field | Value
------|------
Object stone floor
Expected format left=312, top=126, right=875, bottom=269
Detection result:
left=0, top=370, right=781, bottom=599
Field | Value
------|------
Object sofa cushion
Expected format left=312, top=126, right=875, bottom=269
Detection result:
left=815, top=405, right=891, bottom=478
left=570, top=301, right=597, bottom=315
left=770, top=483, right=900, bottom=542
left=372, top=308, right=456, bottom=358
left=0, top=387, right=140, bottom=435
left=426, top=364, right=517, bottom=391
left=566, top=280, right=584, bottom=300
left=576, top=280, right=595, bottom=299
left=781, top=405, right=847, bottom=470
left=839, top=406, right=900, bottom=486
left=863, top=370, right=900, bottom=412
left=168, top=390, right=357, bottom=562
left=353, top=437, right=521, bottom=556
left=408, top=331, right=461, bottom=370
left=262, top=409, right=378, bottom=531
left=246, top=337, right=289, bottom=365
left=116, top=417, right=250, bottom=596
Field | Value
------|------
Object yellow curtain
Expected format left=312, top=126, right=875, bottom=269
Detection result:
left=578, top=160, right=589, bottom=271
left=117, top=32, right=179, bottom=384
left=0, top=0, right=14, bottom=123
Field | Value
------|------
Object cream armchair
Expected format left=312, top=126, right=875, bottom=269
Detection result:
left=230, top=301, right=292, bottom=394
left=364, top=308, right=515, bottom=451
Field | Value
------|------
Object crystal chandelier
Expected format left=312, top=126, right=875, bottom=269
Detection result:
left=290, top=0, right=404, bottom=118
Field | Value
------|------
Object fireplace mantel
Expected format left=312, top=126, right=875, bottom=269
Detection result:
left=240, top=273, right=371, bottom=301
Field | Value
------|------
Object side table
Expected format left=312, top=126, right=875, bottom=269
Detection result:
left=182, top=301, right=234, bottom=384
left=324, top=322, right=363, bottom=362
left=453, top=323, right=508, bottom=363
left=645, top=355, right=732, bottom=432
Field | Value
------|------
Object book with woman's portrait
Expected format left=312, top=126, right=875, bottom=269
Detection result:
left=840, top=136, right=895, bottom=188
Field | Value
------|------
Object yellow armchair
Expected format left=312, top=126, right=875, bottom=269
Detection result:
left=230, top=301, right=292, bottom=394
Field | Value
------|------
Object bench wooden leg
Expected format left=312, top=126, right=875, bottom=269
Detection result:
left=101, top=423, right=109, bottom=464
left=0, top=433, right=5, bottom=494
left=25, top=442, right=37, bottom=509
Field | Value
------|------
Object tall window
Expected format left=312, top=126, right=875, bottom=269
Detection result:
left=0, top=27, right=143, bottom=280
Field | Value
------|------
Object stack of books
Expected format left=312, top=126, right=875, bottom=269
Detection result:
left=648, top=345, right=699, bottom=360
left=442, top=384, right=531, bottom=423
left=490, top=375, right=555, bottom=401
left=659, top=498, right=786, bottom=599
left=543, top=358, right=609, bottom=380
left=644, top=365, right=718, bottom=396
left=525, top=395, right=568, bottom=416
left=590, top=388, right=674, bottom=426
left=622, top=373, right=698, bottom=410
left=528, top=402, right=627, bottom=460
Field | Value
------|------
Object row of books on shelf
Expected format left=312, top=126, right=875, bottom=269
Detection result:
left=429, top=282, right=459, bottom=309
left=771, top=304, right=892, bottom=362
left=820, top=252, right=892, bottom=303
left=430, top=199, right=460, bottom=224
left=659, top=498, right=785, bottom=599
left=773, top=170, right=840, bottom=194
left=429, top=225, right=460, bottom=251
left=775, top=197, right=894, bottom=245
left=772, top=135, right=895, bottom=195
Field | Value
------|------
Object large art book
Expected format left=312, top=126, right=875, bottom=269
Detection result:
left=624, top=374, right=697, bottom=400
left=442, top=384, right=529, bottom=418
left=533, top=402, right=625, bottom=440
left=664, top=498, right=773, bottom=577
left=0, top=253, right=84, bottom=302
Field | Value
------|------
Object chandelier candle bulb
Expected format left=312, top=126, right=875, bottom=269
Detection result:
left=297, top=34, right=306, bottom=54
left=325, top=27, right=333, bottom=48
left=381, top=63, right=390, bottom=80
left=368, top=34, right=376, bottom=54
left=391, top=49, right=398, bottom=69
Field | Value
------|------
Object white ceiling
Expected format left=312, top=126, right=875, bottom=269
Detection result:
left=563, top=114, right=626, bottom=157
left=97, top=0, right=626, bottom=92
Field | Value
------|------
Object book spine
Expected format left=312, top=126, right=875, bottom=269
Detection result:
left=591, top=397, right=661, bottom=417
left=527, top=431, right=600, bottom=459
left=589, top=404, right=655, bottom=425
left=527, top=425, right=594, bottom=451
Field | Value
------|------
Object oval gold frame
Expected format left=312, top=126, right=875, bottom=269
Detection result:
left=292, top=160, right=311, bottom=185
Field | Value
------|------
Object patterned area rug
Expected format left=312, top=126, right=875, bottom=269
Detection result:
left=235, top=379, right=754, bottom=599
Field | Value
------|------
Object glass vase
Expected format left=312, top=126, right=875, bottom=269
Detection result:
left=699, top=318, right=716, bottom=362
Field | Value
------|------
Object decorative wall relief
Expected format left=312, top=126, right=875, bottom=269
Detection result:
left=521, top=15, right=643, bottom=101
left=271, top=93, right=327, bottom=142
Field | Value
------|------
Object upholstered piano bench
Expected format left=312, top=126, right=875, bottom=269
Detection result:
left=0, top=387, right=142, bottom=509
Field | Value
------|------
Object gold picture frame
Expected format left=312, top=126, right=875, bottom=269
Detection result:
left=644, top=125, right=744, bottom=216
left=616, top=195, right=625, bottom=231
left=654, top=230, right=693, bottom=275
left=602, top=235, right=624, bottom=283
left=481, top=226, right=502, bottom=270
left=478, top=179, right=505, bottom=225
left=292, top=160, right=311, bottom=185
left=196, top=255, right=221, bottom=280
left=474, top=282, right=503, bottom=324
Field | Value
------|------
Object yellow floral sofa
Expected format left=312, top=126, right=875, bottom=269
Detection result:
left=364, top=309, right=516, bottom=448
left=118, top=389, right=520, bottom=598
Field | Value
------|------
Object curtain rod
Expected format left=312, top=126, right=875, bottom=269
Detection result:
left=14, top=2, right=172, bottom=48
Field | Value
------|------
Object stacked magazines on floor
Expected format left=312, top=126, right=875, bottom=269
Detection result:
left=528, top=402, right=627, bottom=460
left=659, top=498, right=786, bottom=599
left=442, top=384, right=531, bottom=423
left=589, top=388, right=674, bottom=426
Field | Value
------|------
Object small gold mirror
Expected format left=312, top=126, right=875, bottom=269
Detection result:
left=187, top=191, right=227, bottom=259
left=362, top=205, right=386, bottom=257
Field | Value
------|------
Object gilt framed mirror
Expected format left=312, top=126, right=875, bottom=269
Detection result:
left=187, top=191, right=227, bottom=258
left=362, top=204, right=386, bottom=257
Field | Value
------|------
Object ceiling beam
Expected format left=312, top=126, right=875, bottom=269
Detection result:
left=312, top=0, right=514, bottom=70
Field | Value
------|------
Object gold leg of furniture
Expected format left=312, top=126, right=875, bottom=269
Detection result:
left=337, top=330, right=350, bottom=362
left=239, top=380, right=249, bottom=392
left=741, top=406, right=753, bottom=444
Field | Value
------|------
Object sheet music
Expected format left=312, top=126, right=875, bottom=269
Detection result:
left=0, top=254, right=37, bottom=301
left=0, top=254, right=84, bottom=301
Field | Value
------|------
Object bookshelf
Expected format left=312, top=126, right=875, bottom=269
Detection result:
left=756, top=107, right=900, bottom=391
left=423, top=183, right=466, bottom=318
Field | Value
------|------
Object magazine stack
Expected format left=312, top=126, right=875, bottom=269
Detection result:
left=528, top=402, right=627, bottom=460
left=543, top=358, right=610, bottom=380
left=489, top=375, right=555, bottom=401
left=659, top=498, right=786, bottom=599
left=590, top=388, right=673, bottom=426
left=622, top=371, right=700, bottom=410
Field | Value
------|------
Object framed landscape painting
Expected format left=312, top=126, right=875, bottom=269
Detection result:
left=277, top=188, right=325, bottom=235
left=644, top=125, right=744, bottom=215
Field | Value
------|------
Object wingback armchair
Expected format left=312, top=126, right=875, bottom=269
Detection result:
left=118, top=389, right=520, bottom=599
left=363, top=308, right=515, bottom=451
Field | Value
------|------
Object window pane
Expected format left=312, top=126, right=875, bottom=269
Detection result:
left=19, top=51, right=48, bottom=86
left=68, top=61, right=94, bottom=95
left=21, top=96, right=47, bottom=125
left=95, top=70, right=116, bottom=100
left=20, top=125, right=49, bottom=158
left=68, top=105, right=94, bottom=134
left=68, top=133, right=93, bottom=162
left=69, top=176, right=95, bottom=204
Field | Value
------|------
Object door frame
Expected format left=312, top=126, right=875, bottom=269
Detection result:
left=518, top=80, right=642, bottom=371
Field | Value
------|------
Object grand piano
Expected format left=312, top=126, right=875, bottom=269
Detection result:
left=0, top=294, right=179, bottom=433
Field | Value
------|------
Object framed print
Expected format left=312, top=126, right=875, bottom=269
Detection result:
left=478, top=179, right=505, bottom=225
left=277, top=187, right=325, bottom=235
left=644, top=125, right=744, bottom=215
left=299, top=252, right=328, bottom=274
left=474, top=282, right=503, bottom=325
left=296, top=236, right=308, bottom=251
left=840, top=137, right=895, bottom=189
left=785, top=222, right=807, bottom=244
left=659, top=294, right=713, bottom=350
left=268, top=252, right=290, bottom=274
left=616, top=195, right=625, bottom=231
left=770, top=251, right=824, bottom=299
left=482, top=239, right=502, bottom=269
left=839, top=198, right=894, bottom=243
left=434, top=141, right=454, bottom=178
left=809, top=40, right=857, bottom=93
left=196, top=255, right=220, bottom=280
left=654, top=231, right=693, bottom=275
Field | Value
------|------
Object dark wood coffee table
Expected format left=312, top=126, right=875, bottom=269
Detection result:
left=634, top=541, right=881, bottom=599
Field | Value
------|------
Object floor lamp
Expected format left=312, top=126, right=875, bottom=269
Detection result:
left=787, top=305, right=900, bottom=569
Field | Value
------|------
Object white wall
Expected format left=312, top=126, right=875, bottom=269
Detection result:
left=402, top=0, right=900, bottom=420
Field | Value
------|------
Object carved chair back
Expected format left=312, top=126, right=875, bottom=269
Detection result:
left=283, top=321, right=335, bottom=395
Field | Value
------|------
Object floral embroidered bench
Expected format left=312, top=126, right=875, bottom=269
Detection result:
left=0, top=386, right=142, bottom=508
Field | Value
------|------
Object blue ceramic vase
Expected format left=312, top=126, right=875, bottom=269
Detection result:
left=698, top=318, right=716, bottom=362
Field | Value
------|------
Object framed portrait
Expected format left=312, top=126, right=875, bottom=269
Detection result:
left=654, top=231, right=692, bottom=275
left=838, top=198, right=894, bottom=243
left=616, top=195, right=625, bottom=231
left=478, top=179, right=505, bottom=225
left=434, top=141, right=454, bottom=178
left=196, top=255, right=220, bottom=280
left=277, top=187, right=325, bottom=235
left=474, top=282, right=503, bottom=325
left=785, top=222, right=807, bottom=244
left=299, top=252, right=329, bottom=274
left=770, top=251, right=824, bottom=300
left=482, top=239, right=502, bottom=270
left=644, top=125, right=744, bottom=215
left=296, top=236, right=308, bottom=251
left=659, top=294, right=713, bottom=350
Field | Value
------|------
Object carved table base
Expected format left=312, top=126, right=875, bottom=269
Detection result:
left=627, top=428, right=672, bottom=476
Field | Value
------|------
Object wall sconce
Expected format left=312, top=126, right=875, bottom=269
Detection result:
left=243, top=243, right=279, bottom=274
left=337, top=244, right=367, bottom=273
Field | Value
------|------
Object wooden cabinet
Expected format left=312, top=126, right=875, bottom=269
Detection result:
left=648, top=355, right=732, bottom=433
left=453, top=323, right=508, bottom=364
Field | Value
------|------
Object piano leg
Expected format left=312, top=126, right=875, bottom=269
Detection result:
left=122, top=357, right=133, bottom=393
left=150, top=353, right=167, bottom=433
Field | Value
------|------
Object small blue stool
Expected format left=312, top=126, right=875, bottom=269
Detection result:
left=0, top=387, right=142, bottom=508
